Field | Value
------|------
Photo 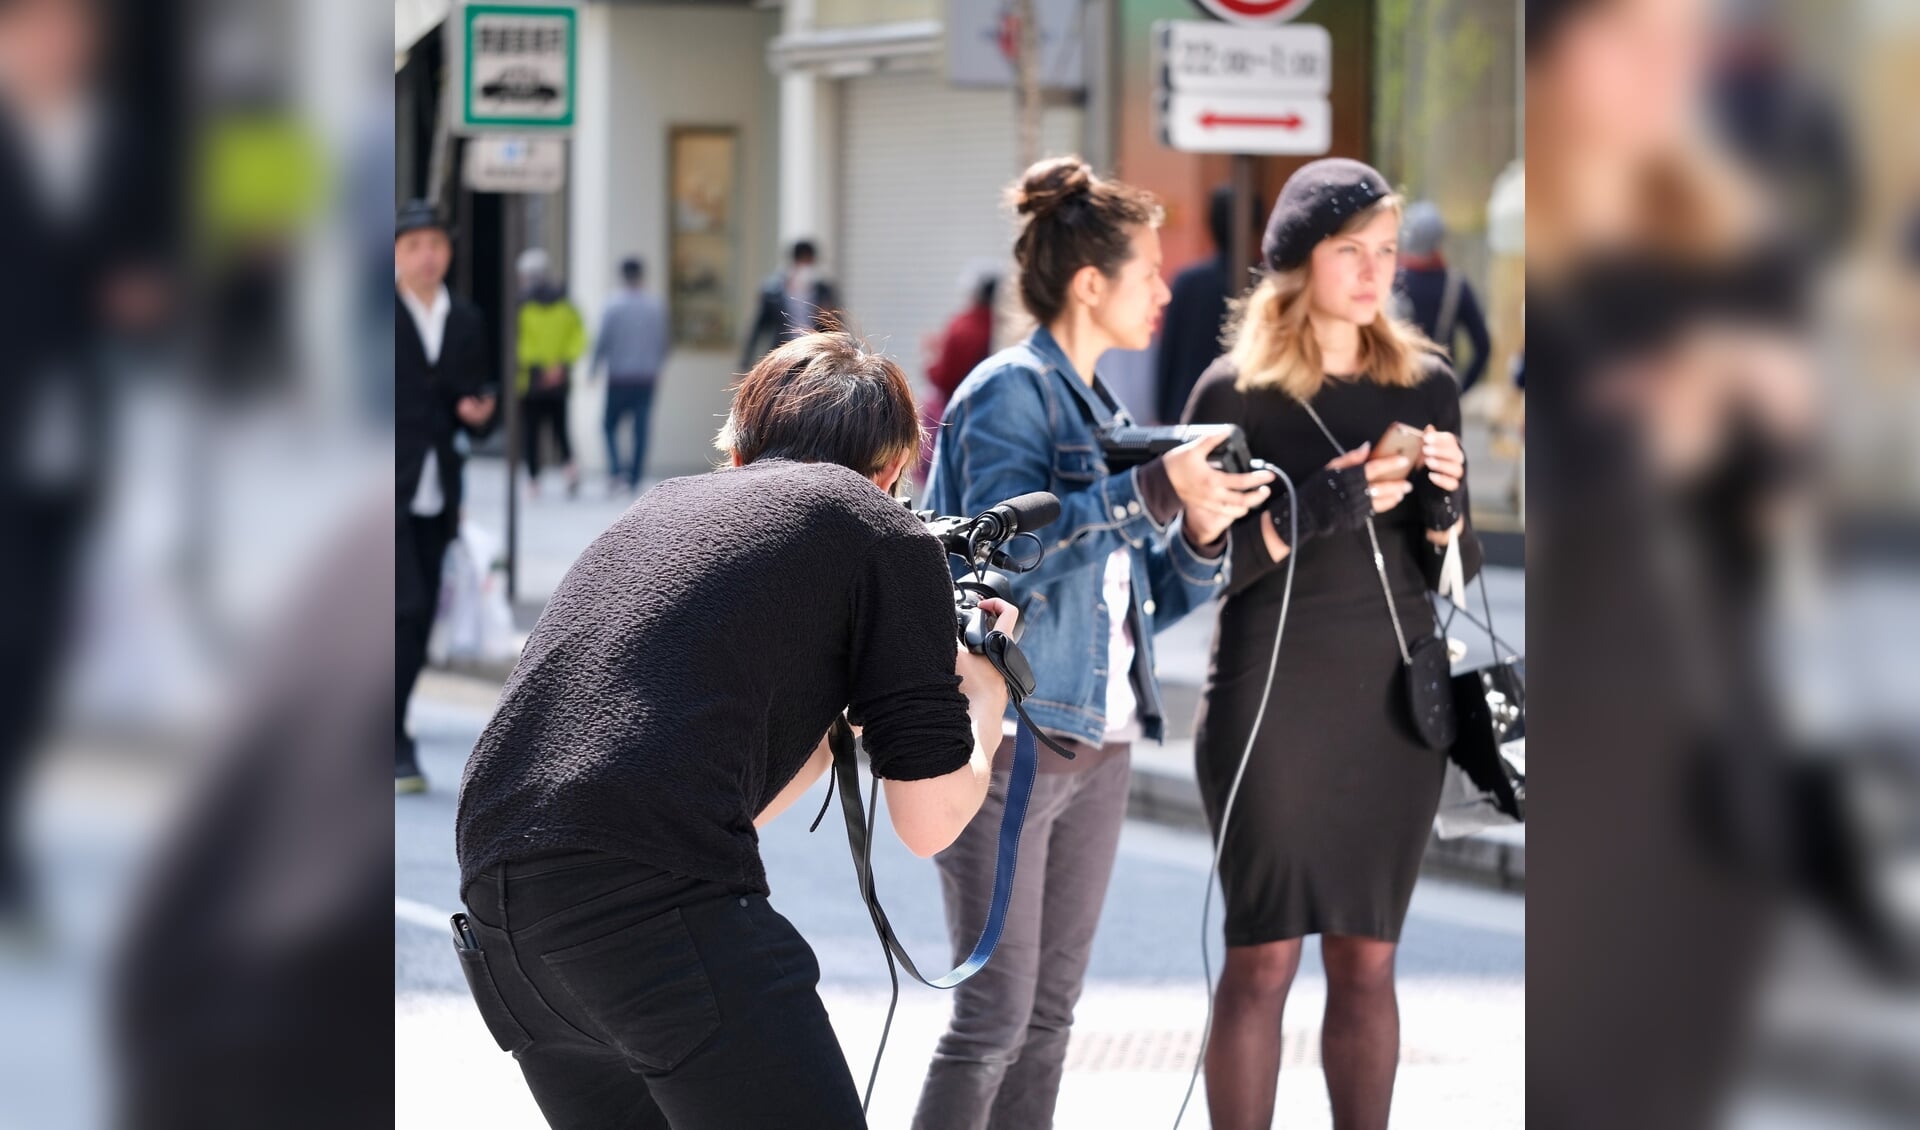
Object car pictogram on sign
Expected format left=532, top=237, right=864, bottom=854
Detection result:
left=480, top=66, right=560, bottom=104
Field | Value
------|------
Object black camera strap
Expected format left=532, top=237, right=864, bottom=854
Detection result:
left=826, top=712, right=1037, bottom=990
left=820, top=636, right=1078, bottom=991
left=819, top=635, right=1081, bottom=1113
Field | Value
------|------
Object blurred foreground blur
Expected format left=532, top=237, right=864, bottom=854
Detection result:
left=0, top=0, right=393, bottom=1126
left=0, top=0, right=1913, bottom=1125
left=1527, top=0, right=1920, bottom=1126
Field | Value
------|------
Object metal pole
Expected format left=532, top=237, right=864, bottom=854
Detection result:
left=1228, top=153, right=1256, bottom=293
left=503, top=196, right=523, bottom=602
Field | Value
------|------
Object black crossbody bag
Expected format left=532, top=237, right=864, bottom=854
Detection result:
left=1299, top=399, right=1526, bottom=829
left=1298, top=401, right=1458, bottom=749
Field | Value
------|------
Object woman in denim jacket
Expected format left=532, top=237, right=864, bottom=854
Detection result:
left=912, top=157, right=1274, bottom=1130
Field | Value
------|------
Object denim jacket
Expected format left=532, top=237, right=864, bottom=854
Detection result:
left=923, top=328, right=1231, bottom=747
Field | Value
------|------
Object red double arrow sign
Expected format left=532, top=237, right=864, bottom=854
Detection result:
left=1199, top=111, right=1305, bottom=130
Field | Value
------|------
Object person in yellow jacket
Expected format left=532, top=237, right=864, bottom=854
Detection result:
left=516, top=248, right=587, bottom=498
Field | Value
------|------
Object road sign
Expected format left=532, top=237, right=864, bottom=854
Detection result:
left=1154, top=20, right=1332, bottom=156
left=1159, top=92, right=1331, bottom=155
left=452, top=2, right=578, bottom=134
left=463, top=135, right=567, bottom=193
left=1189, top=0, right=1317, bottom=28
left=1158, top=20, right=1329, bottom=97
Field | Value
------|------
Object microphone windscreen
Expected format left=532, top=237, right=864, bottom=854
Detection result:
left=1003, top=491, right=1061, bottom=533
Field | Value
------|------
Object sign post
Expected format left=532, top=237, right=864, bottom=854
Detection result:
left=463, top=135, right=568, bottom=194
left=449, top=2, right=579, bottom=135
left=1156, top=18, right=1332, bottom=283
left=447, top=1, right=578, bottom=601
left=1154, top=21, right=1331, bottom=155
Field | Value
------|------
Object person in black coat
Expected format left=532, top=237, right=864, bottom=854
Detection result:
left=738, top=239, right=840, bottom=369
left=0, top=0, right=171, bottom=937
left=1155, top=185, right=1249, bottom=425
left=394, top=200, right=496, bottom=792
left=1392, top=201, right=1492, bottom=390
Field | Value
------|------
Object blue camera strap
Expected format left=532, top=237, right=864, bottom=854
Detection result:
left=825, top=705, right=1043, bottom=988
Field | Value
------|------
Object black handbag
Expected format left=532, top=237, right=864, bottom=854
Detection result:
left=1295, top=400, right=1527, bottom=820
left=1433, top=571, right=1526, bottom=835
left=1366, top=522, right=1459, bottom=751
left=1298, top=402, right=1458, bottom=751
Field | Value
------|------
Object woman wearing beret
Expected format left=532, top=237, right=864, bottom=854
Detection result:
left=1181, top=158, right=1483, bottom=1130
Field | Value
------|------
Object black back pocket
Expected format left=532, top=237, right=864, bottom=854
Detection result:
left=540, top=909, right=722, bottom=1073
left=454, top=944, right=534, bottom=1057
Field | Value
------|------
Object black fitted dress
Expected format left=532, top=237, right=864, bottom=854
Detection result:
left=1183, top=360, right=1480, bottom=944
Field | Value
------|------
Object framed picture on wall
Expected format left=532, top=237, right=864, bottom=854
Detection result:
left=668, top=126, right=738, bottom=349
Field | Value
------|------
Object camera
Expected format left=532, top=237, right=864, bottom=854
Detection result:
left=1097, top=423, right=1266, bottom=476
left=910, top=491, right=1058, bottom=662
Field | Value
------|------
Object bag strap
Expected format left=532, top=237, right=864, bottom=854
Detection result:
left=1061, top=367, right=1130, bottom=432
left=1298, top=400, right=1414, bottom=666
left=1436, top=269, right=1464, bottom=350
left=826, top=709, right=1047, bottom=988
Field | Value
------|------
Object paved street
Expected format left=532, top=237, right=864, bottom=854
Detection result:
left=396, top=684, right=1525, bottom=1129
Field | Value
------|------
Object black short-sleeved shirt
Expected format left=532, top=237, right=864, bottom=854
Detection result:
left=455, top=458, right=972, bottom=896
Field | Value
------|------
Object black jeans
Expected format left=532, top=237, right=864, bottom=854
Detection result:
left=395, top=513, right=453, bottom=766
left=458, top=851, right=867, bottom=1129
left=520, top=387, right=573, bottom=478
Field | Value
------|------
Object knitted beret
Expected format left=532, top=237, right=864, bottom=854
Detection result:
left=1260, top=158, right=1393, bottom=272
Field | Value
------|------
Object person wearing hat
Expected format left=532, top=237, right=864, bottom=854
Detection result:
left=1180, top=158, right=1483, bottom=1130
left=1391, top=200, right=1492, bottom=390
left=396, top=200, right=496, bottom=793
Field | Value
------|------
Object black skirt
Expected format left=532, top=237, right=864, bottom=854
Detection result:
left=1182, top=362, right=1467, bottom=945
left=1194, top=566, right=1447, bottom=945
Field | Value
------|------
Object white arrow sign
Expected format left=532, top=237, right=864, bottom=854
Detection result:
left=1159, top=92, right=1331, bottom=155
left=1157, top=21, right=1330, bottom=97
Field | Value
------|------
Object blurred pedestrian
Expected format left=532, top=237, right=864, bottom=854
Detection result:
left=914, top=156, right=1271, bottom=1130
left=395, top=201, right=496, bottom=793
left=1155, top=185, right=1243, bottom=425
left=1527, top=0, right=1814, bottom=1123
left=918, top=263, right=998, bottom=481
left=515, top=247, right=585, bottom=499
left=1392, top=201, right=1492, bottom=391
left=590, top=255, right=668, bottom=495
left=739, top=238, right=840, bottom=369
left=0, top=0, right=168, bottom=937
left=1183, top=159, right=1481, bottom=1130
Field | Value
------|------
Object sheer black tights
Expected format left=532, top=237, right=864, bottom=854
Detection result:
left=1204, top=935, right=1399, bottom=1130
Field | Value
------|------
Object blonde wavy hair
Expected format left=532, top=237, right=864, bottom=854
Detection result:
left=1223, top=195, right=1444, bottom=401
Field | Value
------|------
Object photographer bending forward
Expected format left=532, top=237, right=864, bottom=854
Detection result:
left=453, top=333, right=1013, bottom=1130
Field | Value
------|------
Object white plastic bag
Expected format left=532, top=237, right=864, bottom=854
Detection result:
left=428, top=520, right=518, bottom=666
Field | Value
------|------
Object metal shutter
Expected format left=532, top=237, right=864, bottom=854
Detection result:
left=837, top=71, right=1082, bottom=389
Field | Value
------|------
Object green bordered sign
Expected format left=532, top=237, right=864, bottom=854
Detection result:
left=452, top=2, right=578, bottom=134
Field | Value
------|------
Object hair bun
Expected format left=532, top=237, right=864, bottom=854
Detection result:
left=1012, top=156, right=1094, bottom=219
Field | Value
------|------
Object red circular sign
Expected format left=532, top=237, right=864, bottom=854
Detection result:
left=1191, top=0, right=1317, bottom=26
